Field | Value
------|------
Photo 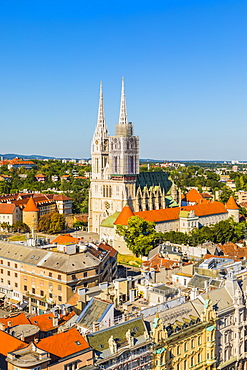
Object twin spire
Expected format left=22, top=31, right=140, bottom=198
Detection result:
left=97, top=78, right=128, bottom=129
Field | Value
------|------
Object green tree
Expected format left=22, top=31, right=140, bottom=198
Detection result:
left=219, top=187, right=235, bottom=204
left=116, top=216, right=164, bottom=257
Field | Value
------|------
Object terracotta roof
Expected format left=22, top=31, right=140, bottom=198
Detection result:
left=53, top=194, right=72, bottom=201
left=0, top=313, right=30, bottom=328
left=29, top=312, right=58, bottom=331
left=217, top=243, right=247, bottom=259
left=186, top=189, right=203, bottom=203
left=35, top=174, right=47, bottom=178
left=74, top=214, right=88, bottom=222
left=225, top=196, right=239, bottom=210
left=98, top=242, right=117, bottom=258
left=23, top=196, right=39, bottom=212
left=143, top=256, right=179, bottom=272
left=0, top=331, right=26, bottom=356
left=114, top=204, right=134, bottom=225
left=117, top=201, right=228, bottom=225
left=52, top=234, right=82, bottom=245
left=0, top=203, right=16, bottom=214
left=37, top=328, right=90, bottom=357
left=201, top=192, right=213, bottom=199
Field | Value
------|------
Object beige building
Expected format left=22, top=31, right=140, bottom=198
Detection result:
left=0, top=241, right=116, bottom=314
left=0, top=203, right=22, bottom=227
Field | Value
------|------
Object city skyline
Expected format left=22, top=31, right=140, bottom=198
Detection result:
left=1, top=0, right=247, bottom=160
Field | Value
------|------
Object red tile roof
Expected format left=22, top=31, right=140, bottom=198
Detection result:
left=23, top=196, right=39, bottom=212
left=98, top=242, right=117, bottom=257
left=218, top=243, right=247, bottom=259
left=53, top=194, right=72, bottom=201
left=0, top=313, right=30, bottom=328
left=0, top=331, right=26, bottom=356
left=114, top=204, right=134, bottom=225
left=29, top=312, right=58, bottom=331
left=116, top=202, right=227, bottom=225
left=37, top=328, right=90, bottom=357
left=52, top=234, right=82, bottom=245
left=225, top=196, right=239, bottom=210
left=186, top=189, right=203, bottom=203
left=0, top=203, right=16, bottom=214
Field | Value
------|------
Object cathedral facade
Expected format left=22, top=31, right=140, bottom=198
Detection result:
left=88, top=79, right=174, bottom=233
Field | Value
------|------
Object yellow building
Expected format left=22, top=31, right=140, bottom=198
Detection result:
left=151, top=299, right=217, bottom=370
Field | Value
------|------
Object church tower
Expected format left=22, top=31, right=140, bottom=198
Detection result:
left=88, top=79, right=139, bottom=233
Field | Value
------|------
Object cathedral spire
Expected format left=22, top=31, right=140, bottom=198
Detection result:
left=119, top=77, right=128, bottom=125
left=94, top=81, right=107, bottom=139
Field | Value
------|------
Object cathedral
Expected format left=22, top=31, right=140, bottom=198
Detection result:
left=88, top=78, right=175, bottom=234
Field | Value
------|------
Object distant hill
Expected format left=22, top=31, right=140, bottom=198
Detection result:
left=0, top=154, right=84, bottom=160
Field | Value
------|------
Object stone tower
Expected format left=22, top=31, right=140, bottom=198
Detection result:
left=88, top=78, right=139, bottom=233
left=23, top=196, right=39, bottom=231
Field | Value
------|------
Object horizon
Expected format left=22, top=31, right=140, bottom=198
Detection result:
left=1, top=1, right=247, bottom=160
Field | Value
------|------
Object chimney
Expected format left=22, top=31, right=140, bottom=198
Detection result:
left=7, top=321, right=12, bottom=328
left=21, top=331, right=25, bottom=342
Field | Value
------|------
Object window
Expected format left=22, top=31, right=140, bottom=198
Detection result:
left=7, top=280, right=10, bottom=285
left=64, top=361, right=78, bottom=370
left=49, top=293, right=52, bottom=299
left=0, top=260, right=3, bottom=264
left=40, top=301, right=46, bottom=307
left=184, top=360, right=187, bottom=370
left=7, top=271, right=10, bottom=276
left=198, top=336, right=202, bottom=345
left=14, top=263, right=17, bottom=268
left=72, top=274, right=76, bottom=280
left=40, top=290, right=44, bottom=296
left=0, top=278, right=3, bottom=283
left=15, top=283, right=18, bottom=288
left=207, top=353, right=210, bottom=360
left=191, top=356, right=194, bottom=367
left=84, top=272, right=87, bottom=277
left=0, top=269, right=3, bottom=274
left=7, top=262, right=10, bottom=267
left=198, top=353, right=201, bottom=363
left=40, top=280, right=44, bottom=286
left=58, top=285, right=62, bottom=291
left=191, top=339, right=194, bottom=348
left=58, top=296, right=62, bottom=302
left=32, top=288, right=35, bottom=294
left=15, top=273, right=17, bottom=278
left=24, top=285, right=27, bottom=291
left=49, top=272, right=52, bottom=277
left=23, top=275, right=27, bottom=281
left=31, top=278, right=35, bottom=284
left=177, top=346, right=180, bottom=355
left=58, top=274, right=61, bottom=280
left=184, top=342, right=187, bottom=352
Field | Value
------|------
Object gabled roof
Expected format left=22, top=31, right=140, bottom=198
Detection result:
left=76, top=297, right=113, bottom=329
left=37, top=328, right=90, bottom=357
left=51, top=234, right=82, bottom=245
left=53, top=194, right=72, bottom=201
left=0, top=203, right=16, bottom=214
left=186, top=188, right=203, bottom=203
left=114, top=205, right=134, bottom=226
left=23, top=196, right=39, bottom=212
left=29, top=312, right=58, bottom=331
left=225, top=196, right=239, bottom=210
left=0, top=330, right=26, bottom=356
left=100, top=211, right=120, bottom=228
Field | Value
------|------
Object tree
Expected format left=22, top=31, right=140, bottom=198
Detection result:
left=37, top=212, right=65, bottom=234
left=12, top=221, right=30, bottom=233
left=116, top=216, right=164, bottom=256
left=219, top=187, right=235, bottom=204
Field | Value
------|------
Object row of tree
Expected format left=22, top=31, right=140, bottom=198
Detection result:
left=116, top=216, right=247, bottom=256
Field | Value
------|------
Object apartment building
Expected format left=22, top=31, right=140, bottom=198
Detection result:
left=0, top=241, right=116, bottom=314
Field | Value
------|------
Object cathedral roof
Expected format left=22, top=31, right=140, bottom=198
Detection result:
left=225, top=196, right=239, bottom=210
left=100, top=212, right=120, bottom=228
left=136, top=172, right=172, bottom=192
left=23, top=196, right=39, bottom=212
left=114, top=205, right=134, bottom=226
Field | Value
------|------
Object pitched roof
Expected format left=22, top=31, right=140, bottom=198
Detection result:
left=0, top=203, right=16, bottom=214
left=23, top=196, right=39, bottom=212
left=225, top=196, right=239, bottom=210
left=76, top=298, right=113, bottom=329
left=51, top=234, right=82, bottom=245
left=37, top=328, right=90, bottom=357
left=217, top=243, right=247, bottom=259
left=0, top=330, right=26, bottom=356
left=114, top=201, right=228, bottom=226
left=186, top=188, right=203, bottom=203
left=29, top=312, right=58, bottom=331
left=0, top=313, right=30, bottom=327
left=53, top=194, right=72, bottom=201
left=114, top=205, right=134, bottom=225
left=98, top=242, right=117, bottom=258
left=100, top=211, right=120, bottom=228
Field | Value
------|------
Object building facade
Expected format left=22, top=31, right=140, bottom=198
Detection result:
left=88, top=79, right=173, bottom=234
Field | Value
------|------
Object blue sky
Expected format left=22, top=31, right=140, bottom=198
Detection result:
left=0, top=0, right=247, bottom=160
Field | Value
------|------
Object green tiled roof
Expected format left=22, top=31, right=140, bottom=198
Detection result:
left=100, top=212, right=120, bottom=228
left=165, top=196, right=179, bottom=208
left=87, top=317, right=145, bottom=352
left=136, top=172, right=172, bottom=192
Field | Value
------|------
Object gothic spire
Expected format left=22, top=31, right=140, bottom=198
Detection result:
left=119, top=77, right=128, bottom=125
left=94, top=81, right=107, bottom=139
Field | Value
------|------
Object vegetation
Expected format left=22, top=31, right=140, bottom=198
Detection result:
left=37, top=212, right=66, bottom=234
left=116, top=216, right=164, bottom=257
left=163, top=218, right=247, bottom=246
left=117, top=254, right=142, bottom=267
